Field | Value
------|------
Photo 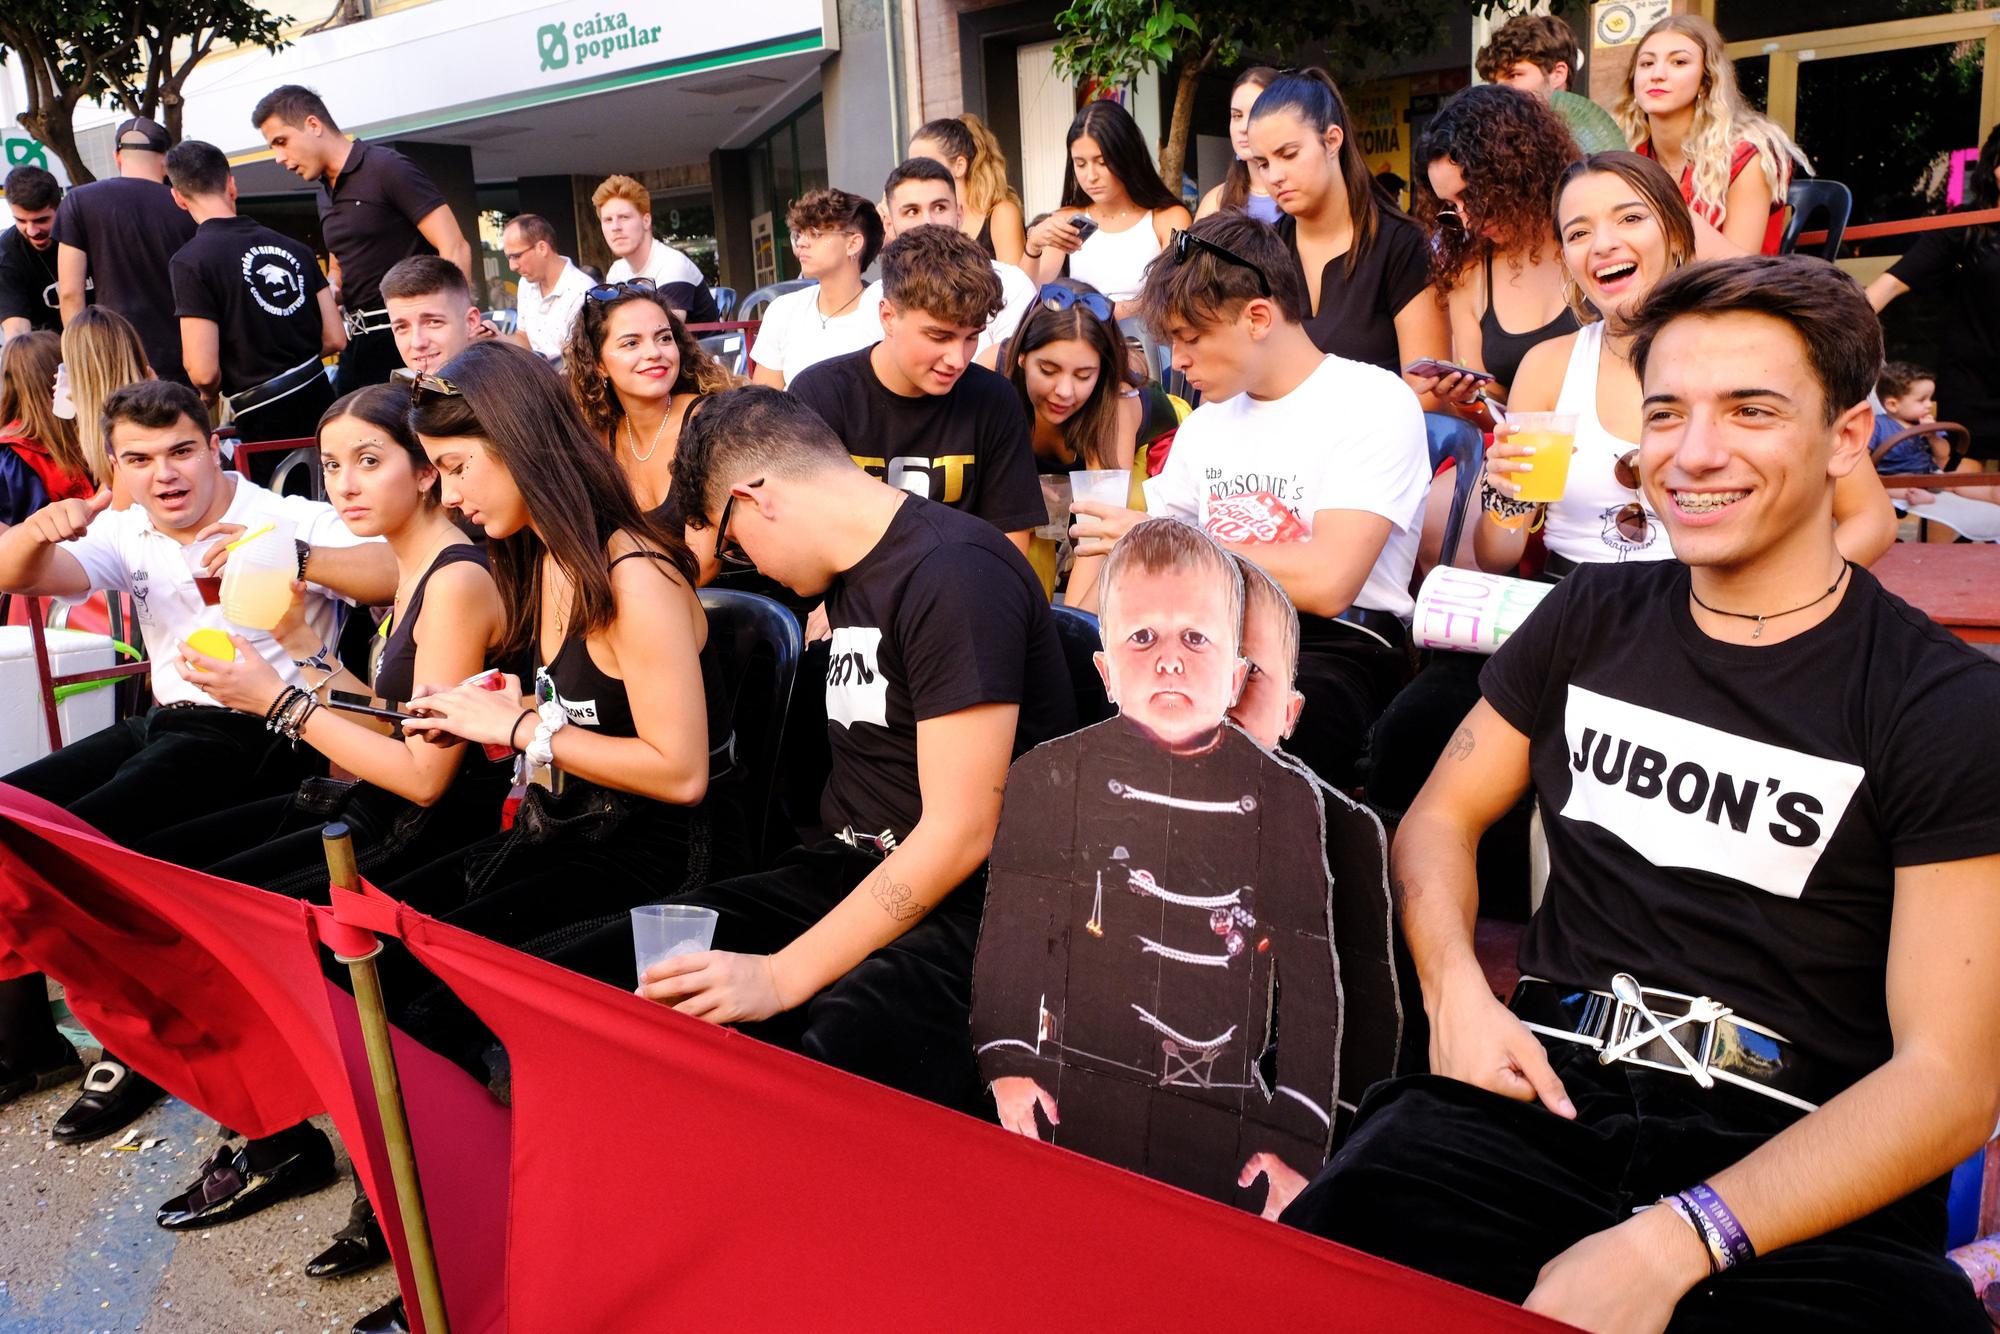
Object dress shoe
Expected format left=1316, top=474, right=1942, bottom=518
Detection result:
left=52, top=1057, right=163, bottom=1144
left=0, top=1041, right=82, bottom=1109
left=306, top=1198, right=387, bottom=1278
left=156, top=1125, right=337, bottom=1229
left=353, top=1296, right=408, bottom=1334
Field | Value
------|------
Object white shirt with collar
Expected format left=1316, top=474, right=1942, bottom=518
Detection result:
left=606, top=236, right=703, bottom=289
left=861, top=258, right=1040, bottom=357
left=61, top=477, right=377, bottom=708
left=516, top=257, right=592, bottom=359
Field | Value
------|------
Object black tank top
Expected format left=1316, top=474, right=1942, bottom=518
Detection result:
left=1479, top=248, right=1579, bottom=391
left=373, top=544, right=490, bottom=706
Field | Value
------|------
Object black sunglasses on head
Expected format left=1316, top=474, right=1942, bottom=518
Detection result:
left=391, top=367, right=463, bottom=405
left=1169, top=229, right=1273, bottom=297
left=586, top=277, right=658, bottom=304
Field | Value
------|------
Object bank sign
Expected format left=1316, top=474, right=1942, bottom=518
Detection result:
left=536, top=9, right=664, bottom=73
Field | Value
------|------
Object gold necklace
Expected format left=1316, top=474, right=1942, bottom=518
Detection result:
left=624, top=397, right=673, bottom=463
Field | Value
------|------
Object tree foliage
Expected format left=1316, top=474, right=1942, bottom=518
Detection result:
left=0, top=0, right=288, bottom=184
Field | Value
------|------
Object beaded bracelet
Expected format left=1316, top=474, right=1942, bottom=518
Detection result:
left=264, top=686, right=303, bottom=732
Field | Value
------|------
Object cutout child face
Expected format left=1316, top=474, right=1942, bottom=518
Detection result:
left=1229, top=593, right=1304, bottom=751
left=1096, top=563, right=1247, bottom=751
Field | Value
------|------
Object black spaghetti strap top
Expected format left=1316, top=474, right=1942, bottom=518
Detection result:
left=1479, top=247, right=1579, bottom=391
left=373, top=544, right=489, bottom=707
left=974, top=214, right=996, bottom=260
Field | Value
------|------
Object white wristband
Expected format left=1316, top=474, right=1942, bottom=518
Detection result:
left=525, top=698, right=568, bottom=769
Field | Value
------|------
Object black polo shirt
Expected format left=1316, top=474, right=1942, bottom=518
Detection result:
left=0, top=226, right=69, bottom=334
left=170, top=215, right=328, bottom=395
left=52, top=176, right=195, bottom=381
left=317, top=140, right=448, bottom=312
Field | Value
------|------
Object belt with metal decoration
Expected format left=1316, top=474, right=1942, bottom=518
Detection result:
left=834, top=825, right=899, bottom=856
left=342, top=306, right=390, bottom=337
left=229, top=354, right=328, bottom=417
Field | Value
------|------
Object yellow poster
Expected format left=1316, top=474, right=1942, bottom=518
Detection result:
left=1351, top=78, right=1412, bottom=186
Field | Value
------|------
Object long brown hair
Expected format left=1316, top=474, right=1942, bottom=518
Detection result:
left=1218, top=66, right=1281, bottom=213
left=61, top=307, right=153, bottom=486
left=1551, top=152, right=1697, bottom=326
left=0, top=331, right=88, bottom=484
left=563, top=285, right=736, bottom=437
left=1250, top=67, right=1406, bottom=275
left=410, top=340, right=696, bottom=660
left=1000, top=279, right=1141, bottom=470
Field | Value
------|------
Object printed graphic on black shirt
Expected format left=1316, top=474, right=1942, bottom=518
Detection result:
left=242, top=245, right=309, bottom=317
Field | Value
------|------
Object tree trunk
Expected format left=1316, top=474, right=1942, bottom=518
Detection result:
left=16, top=102, right=94, bottom=186
left=1158, top=57, right=1204, bottom=194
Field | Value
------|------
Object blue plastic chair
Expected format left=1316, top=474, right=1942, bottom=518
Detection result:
left=1424, top=412, right=1484, bottom=570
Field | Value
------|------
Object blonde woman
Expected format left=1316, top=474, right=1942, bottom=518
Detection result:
left=60, top=307, right=154, bottom=508
left=1, top=331, right=96, bottom=521
left=910, top=114, right=1027, bottom=265
left=1616, top=13, right=1801, bottom=256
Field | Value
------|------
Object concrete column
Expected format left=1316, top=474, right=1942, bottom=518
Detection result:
left=709, top=148, right=754, bottom=293
left=823, top=0, right=899, bottom=210
left=383, top=139, right=484, bottom=304
left=516, top=174, right=582, bottom=259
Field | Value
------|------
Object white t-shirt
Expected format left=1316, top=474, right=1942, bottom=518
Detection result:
left=861, top=258, right=1039, bottom=357
left=751, top=283, right=884, bottom=385
left=1143, top=354, right=1429, bottom=620
left=61, top=476, right=375, bottom=707
left=606, top=237, right=704, bottom=289
left=515, top=258, right=592, bottom=360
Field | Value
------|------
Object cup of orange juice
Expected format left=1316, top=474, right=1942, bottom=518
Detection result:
left=220, top=519, right=297, bottom=631
left=1505, top=412, right=1578, bottom=505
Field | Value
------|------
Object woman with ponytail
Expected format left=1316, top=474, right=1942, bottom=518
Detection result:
left=910, top=114, right=1027, bottom=264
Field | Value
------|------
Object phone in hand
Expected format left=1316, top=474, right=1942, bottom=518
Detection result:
left=1068, top=213, right=1101, bottom=243
left=328, top=690, right=417, bottom=725
left=1403, top=358, right=1496, bottom=384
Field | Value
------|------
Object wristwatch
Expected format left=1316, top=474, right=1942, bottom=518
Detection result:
left=295, top=538, right=311, bottom=582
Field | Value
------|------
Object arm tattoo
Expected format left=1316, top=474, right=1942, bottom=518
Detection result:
left=869, top=871, right=927, bottom=922
left=1446, top=726, right=1476, bottom=761
left=1391, top=874, right=1421, bottom=908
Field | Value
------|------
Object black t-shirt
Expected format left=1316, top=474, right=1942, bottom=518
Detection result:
left=1888, top=230, right=2000, bottom=444
left=1481, top=560, right=2000, bottom=1093
left=0, top=226, right=69, bottom=334
left=318, top=141, right=448, bottom=312
left=1277, top=210, right=1431, bottom=374
left=53, top=177, right=196, bottom=382
left=820, top=494, right=1074, bottom=844
left=663, top=281, right=720, bottom=326
left=790, top=348, right=1046, bottom=535
left=170, top=216, right=328, bottom=395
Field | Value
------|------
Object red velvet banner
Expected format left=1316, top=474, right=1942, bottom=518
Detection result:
left=0, top=784, right=1566, bottom=1333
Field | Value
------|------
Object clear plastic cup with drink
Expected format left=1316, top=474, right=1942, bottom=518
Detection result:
left=631, top=904, right=720, bottom=984
left=1069, top=468, right=1130, bottom=512
left=1503, top=412, right=1578, bottom=505
left=183, top=535, right=225, bottom=607
left=220, top=518, right=298, bottom=631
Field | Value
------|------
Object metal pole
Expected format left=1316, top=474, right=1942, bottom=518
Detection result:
left=323, top=823, right=451, bottom=1334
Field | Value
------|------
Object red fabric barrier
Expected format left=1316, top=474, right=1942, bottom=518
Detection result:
left=0, top=783, right=1566, bottom=1334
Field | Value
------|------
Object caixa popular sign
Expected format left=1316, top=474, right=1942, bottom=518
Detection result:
left=536, top=9, right=666, bottom=73
left=1, top=133, right=72, bottom=187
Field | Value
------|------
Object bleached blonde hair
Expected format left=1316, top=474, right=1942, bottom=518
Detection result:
left=1615, top=14, right=1802, bottom=228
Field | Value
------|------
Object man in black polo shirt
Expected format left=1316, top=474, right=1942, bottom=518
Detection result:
left=165, top=141, right=342, bottom=445
left=1, top=166, right=76, bottom=341
left=54, top=118, right=194, bottom=381
left=252, top=85, right=473, bottom=396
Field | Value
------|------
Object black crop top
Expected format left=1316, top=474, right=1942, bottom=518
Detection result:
left=373, top=544, right=489, bottom=706
left=1478, top=247, right=1578, bottom=392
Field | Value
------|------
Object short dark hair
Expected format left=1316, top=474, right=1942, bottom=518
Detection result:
left=884, top=156, right=956, bottom=204
left=878, top=225, right=1003, bottom=328
left=1135, top=212, right=1308, bottom=336
left=671, top=385, right=854, bottom=525
left=381, top=255, right=471, bottom=307
left=785, top=188, right=885, bottom=271
left=1476, top=13, right=1581, bottom=82
left=1627, top=255, right=1883, bottom=425
left=164, top=140, right=232, bottom=199
left=3, top=165, right=61, bottom=213
left=506, top=212, right=557, bottom=250
left=252, top=85, right=338, bottom=133
left=1877, top=361, right=1934, bottom=401
left=102, top=378, right=209, bottom=450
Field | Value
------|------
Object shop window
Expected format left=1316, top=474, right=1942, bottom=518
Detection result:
left=1715, top=1, right=1970, bottom=43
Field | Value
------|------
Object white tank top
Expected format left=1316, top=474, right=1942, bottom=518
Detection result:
left=1068, top=211, right=1162, bottom=303
left=1542, top=321, right=1672, bottom=565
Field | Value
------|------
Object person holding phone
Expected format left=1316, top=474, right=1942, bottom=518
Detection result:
left=1021, top=100, right=1190, bottom=317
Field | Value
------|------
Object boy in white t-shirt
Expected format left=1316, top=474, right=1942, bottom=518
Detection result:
left=1071, top=211, right=1429, bottom=784
left=749, top=188, right=885, bottom=389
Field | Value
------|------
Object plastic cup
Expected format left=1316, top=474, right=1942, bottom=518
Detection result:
left=1069, top=468, right=1129, bottom=512
left=183, top=536, right=224, bottom=606
left=220, top=518, right=297, bottom=630
left=1505, top=413, right=1577, bottom=505
left=631, top=904, right=719, bottom=983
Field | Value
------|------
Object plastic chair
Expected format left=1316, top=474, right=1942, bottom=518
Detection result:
left=1049, top=604, right=1114, bottom=728
left=1425, top=413, right=1485, bottom=568
left=1780, top=179, right=1852, bottom=261
left=698, top=332, right=747, bottom=377
left=698, top=589, right=803, bottom=866
left=711, top=286, right=740, bottom=321
left=268, top=446, right=324, bottom=501
left=734, top=279, right=814, bottom=325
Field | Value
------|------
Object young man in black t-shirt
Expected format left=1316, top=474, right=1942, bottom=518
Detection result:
left=1284, top=257, right=2000, bottom=1333
left=252, top=86, right=472, bottom=396
left=165, top=141, right=342, bottom=444
left=53, top=118, right=196, bottom=382
left=789, top=224, right=1045, bottom=552
left=0, top=166, right=75, bottom=341
left=632, top=385, right=1071, bottom=1111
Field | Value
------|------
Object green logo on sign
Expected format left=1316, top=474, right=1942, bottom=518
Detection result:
left=533, top=9, right=663, bottom=75
left=4, top=138, right=50, bottom=169
left=538, top=23, right=569, bottom=71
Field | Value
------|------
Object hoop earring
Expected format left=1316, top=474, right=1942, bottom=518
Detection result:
left=1561, top=269, right=1592, bottom=324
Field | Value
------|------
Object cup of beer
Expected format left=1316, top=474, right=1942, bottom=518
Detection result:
left=1505, top=412, right=1578, bottom=505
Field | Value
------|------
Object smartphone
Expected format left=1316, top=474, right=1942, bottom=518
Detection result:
left=1068, top=213, right=1100, bottom=242
left=1403, top=358, right=1495, bottom=384
left=328, top=690, right=418, bottom=725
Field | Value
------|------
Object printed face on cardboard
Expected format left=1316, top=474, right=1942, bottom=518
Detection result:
left=1094, top=563, right=1248, bottom=752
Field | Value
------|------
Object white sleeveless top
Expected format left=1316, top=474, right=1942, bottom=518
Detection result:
left=1542, top=321, right=1672, bottom=565
left=1068, top=211, right=1162, bottom=303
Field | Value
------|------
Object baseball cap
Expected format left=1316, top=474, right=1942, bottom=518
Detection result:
left=115, top=117, right=170, bottom=153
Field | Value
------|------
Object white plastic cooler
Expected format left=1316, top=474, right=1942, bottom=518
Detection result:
left=0, top=627, right=118, bottom=773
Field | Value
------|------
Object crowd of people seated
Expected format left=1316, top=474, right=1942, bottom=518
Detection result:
left=1, top=10, right=1998, bottom=1334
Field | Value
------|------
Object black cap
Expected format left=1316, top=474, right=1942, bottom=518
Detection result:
left=114, top=117, right=170, bottom=153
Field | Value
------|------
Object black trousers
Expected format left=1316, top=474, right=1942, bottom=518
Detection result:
left=1282, top=1037, right=1985, bottom=1331
left=332, top=328, right=400, bottom=398
left=0, top=708, right=322, bottom=1069
left=1286, top=631, right=1409, bottom=790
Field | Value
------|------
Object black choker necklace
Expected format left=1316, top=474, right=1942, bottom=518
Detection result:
left=1688, top=563, right=1849, bottom=639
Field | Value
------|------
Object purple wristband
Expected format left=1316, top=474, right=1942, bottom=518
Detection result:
left=1680, top=1183, right=1756, bottom=1270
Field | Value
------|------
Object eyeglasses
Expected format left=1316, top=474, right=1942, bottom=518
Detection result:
left=791, top=227, right=852, bottom=247
left=391, top=367, right=463, bottom=405
left=1612, top=450, right=1652, bottom=545
left=585, top=277, right=657, bottom=304
left=1168, top=229, right=1272, bottom=297
left=710, top=478, right=764, bottom=570
left=1037, top=285, right=1114, bottom=322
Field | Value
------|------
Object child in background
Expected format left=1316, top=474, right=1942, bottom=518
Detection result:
left=1874, top=361, right=2000, bottom=515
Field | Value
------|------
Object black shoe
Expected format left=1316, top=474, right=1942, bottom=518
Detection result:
left=156, top=1126, right=337, bottom=1229
left=0, top=1041, right=82, bottom=1109
left=353, top=1296, right=408, bottom=1334
left=51, top=1058, right=163, bottom=1144
left=306, top=1198, right=387, bottom=1279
